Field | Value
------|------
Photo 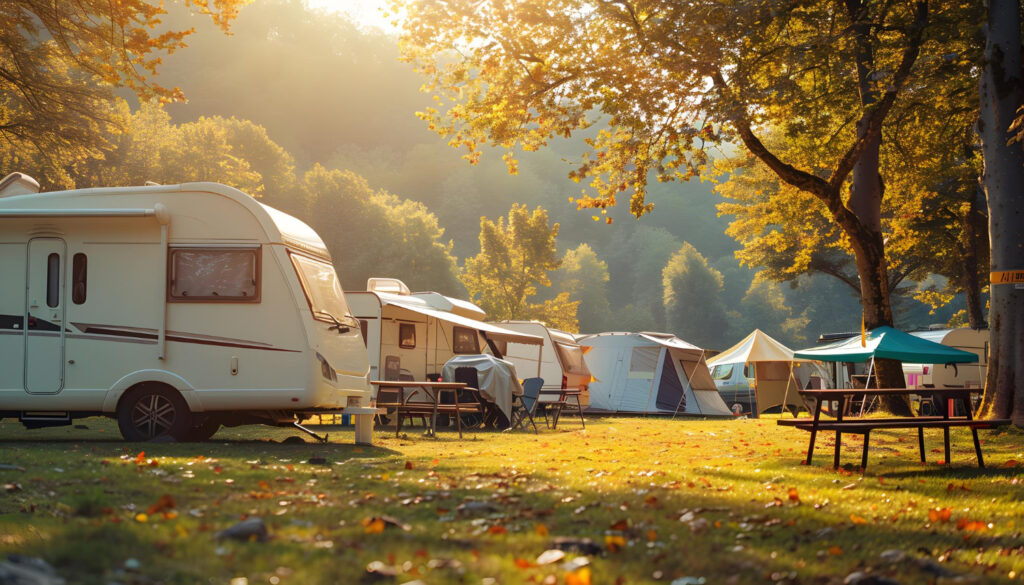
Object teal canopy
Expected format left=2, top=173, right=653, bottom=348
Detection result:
left=793, top=326, right=978, bottom=364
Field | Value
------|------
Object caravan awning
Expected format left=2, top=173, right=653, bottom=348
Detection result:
left=385, top=301, right=543, bottom=346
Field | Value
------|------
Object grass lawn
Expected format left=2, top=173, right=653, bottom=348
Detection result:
left=1, top=415, right=1022, bottom=585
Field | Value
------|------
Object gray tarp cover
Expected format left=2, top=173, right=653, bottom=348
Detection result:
left=441, top=354, right=524, bottom=421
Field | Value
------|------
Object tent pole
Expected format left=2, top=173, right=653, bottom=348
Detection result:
left=750, top=362, right=758, bottom=418
left=672, top=351, right=702, bottom=419
left=781, top=360, right=798, bottom=418
left=859, top=357, right=876, bottom=416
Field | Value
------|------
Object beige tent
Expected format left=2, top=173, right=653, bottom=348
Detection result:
left=707, top=330, right=817, bottom=415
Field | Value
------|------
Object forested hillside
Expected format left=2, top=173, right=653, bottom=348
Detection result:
left=4, top=0, right=967, bottom=350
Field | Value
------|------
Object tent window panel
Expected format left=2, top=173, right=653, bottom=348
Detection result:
left=453, top=326, right=480, bottom=354
left=711, top=364, right=733, bottom=380
left=628, top=346, right=660, bottom=378
left=399, top=323, right=416, bottom=349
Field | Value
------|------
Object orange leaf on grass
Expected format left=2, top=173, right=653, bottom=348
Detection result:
left=147, top=494, right=177, bottom=515
left=134, top=451, right=146, bottom=464
left=605, top=534, right=626, bottom=553
left=534, top=523, right=549, bottom=537
left=362, top=517, right=385, bottom=534
left=849, top=514, right=868, bottom=525
left=566, top=567, right=592, bottom=585
left=609, top=519, right=629, bottom=531
left=929, top=508, right=952, bottom=523
left=828, top=546, right=843, bottom=556
left=788, top=487, right=800, bottom=502
left=405, top=461, right=415, bottom=470
left=513, top=558, right=532, bottom=569
left=487, top=525, right=508, bottom=534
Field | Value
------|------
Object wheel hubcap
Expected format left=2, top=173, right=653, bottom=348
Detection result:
left=131, top=394, right=176, bottom=438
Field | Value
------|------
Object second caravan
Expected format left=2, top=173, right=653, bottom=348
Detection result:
left=489, top=320, right=594, bottom=408
left=346, top=279, right=542, bottom=391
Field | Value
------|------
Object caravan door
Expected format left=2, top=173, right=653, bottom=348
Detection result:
left=24, top=238, right=66, bottom=394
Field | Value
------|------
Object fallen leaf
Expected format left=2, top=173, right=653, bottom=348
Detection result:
left=566, top=567, right=592, bottom=585
left=147, top=494, right=177, bottom=515
left=487, top=525, right=508, bottom=535
left=929, top=508, right=952, bottom=523
left=828, top=546, right=842, bottom=556
left=534, top=523, right=549, bottom=537
left=405, top=461, right=415, bottom=470
left=604, top=534, right=626, bottom=553
left=788, top=487, right=800, bottom=502
left=536, top=549, right=565, bottom=565
left=849, top=514, right=868, bottom=525
left=514, top=558, right=532, bottom=569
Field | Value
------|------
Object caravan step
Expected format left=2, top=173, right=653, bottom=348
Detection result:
left=20, top=411, right=72, bottom=428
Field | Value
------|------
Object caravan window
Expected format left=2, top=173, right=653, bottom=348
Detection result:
left=399, top=323, right=416, bottom=349
left=711, top=364, right=733, bottom=380
left=72, top=253, right=87, bottom=304
left=46, top=253, right=60, bottom=307
left=289, top=252, right=358, bottom=326
left=453, top=326, right=480, bottom=354
left=554, top=342, right=589, bottom=375
left=169, top=247, right=260, bottom=302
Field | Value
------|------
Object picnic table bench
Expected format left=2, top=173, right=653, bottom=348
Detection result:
left=371, top=380, right=483, bottom=439
left=777, top=388, right=1010, bottom=469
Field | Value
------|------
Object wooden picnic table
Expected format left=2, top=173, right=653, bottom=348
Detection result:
left=777, top=388, right=1010, bottom=469
left=370, top=380, right=482, bottom=438
left=538, top=387, right=586, bottom=430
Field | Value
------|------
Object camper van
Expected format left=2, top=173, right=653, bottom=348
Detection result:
left=346, top=279, right=541, bottom=393
left=903, top=328, right=989, bottom=388
left=0, top=174, right=374, bottom=443
left=490, top=321, right=593, bottom=408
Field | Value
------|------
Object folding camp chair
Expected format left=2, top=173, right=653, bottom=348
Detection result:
left=449, top=367, right=485, bottom=429
left=510, top=377, right=542, bottom=433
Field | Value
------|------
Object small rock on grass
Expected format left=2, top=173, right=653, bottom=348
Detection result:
left=844, top=572, right=900, bottom=585
left=215, top=517, right=269, bottom=542
left=0, top=555, right=66, bottom=585
left=550, top=537, right=602, bottom=556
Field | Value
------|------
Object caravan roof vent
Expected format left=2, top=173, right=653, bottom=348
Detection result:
left=367, top=277, right=411, bottom=295
left=0, top=172, right=41, bottom=198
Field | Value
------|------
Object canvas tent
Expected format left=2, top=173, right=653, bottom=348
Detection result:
left=577, top=332, right=731, bottom=416
left=708, top=329, right=823, bottom=415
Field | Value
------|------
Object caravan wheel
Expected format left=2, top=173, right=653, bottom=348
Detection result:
left=117, top=385, right=191, bottom=442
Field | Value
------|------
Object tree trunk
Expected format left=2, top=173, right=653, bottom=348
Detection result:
left=977, top=0, right=1024, bottom=425
left=845, top=2, right=911, bottom=413
left=960, top=186, right=987, bottom=329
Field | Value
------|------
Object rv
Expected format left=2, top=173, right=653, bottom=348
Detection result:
left=489, top=321, right=593, bottom=408
left=903, top=328, right=989, bottom=388
left=346, top=278, right=542, bottom=392
left=0, top=174, right=375, bottom=443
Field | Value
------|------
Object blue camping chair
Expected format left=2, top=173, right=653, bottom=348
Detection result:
left=510, top=378, right=542, bottom=433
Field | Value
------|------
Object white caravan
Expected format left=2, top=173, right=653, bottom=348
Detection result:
left=903, top=328, right=989, bottom=388
left=346, top=278, right=542, bottom=393
left=489, top=321, right=594, bottom=408
left=0, top=174, right=374, bottom=443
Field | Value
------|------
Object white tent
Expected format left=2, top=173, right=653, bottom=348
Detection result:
left=707, top=329, right=825, bottom=415
left=577, top=332, right=731, bottom=416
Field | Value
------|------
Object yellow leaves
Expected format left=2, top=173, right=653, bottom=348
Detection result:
left=362, top=517, right=386, bottom=534
left=566, top=567, right=592, bottom=585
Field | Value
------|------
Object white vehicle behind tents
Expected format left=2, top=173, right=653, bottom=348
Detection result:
left=346, top=278, right=542, bottom=395
left=489, top=320, right=594, bottom=408
left=903, top=328, right=989, bottom=388
left=0, top=173, right=375, bottom=443
left=576, top=332, right=731, bottom=416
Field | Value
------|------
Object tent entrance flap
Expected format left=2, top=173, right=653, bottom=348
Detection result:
left=655, top=353, right=685, bottom=411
